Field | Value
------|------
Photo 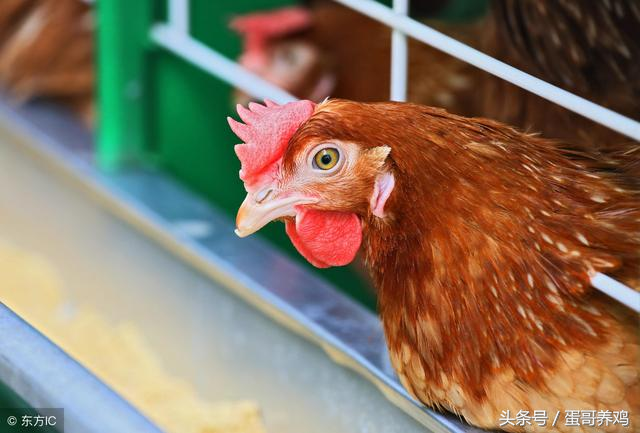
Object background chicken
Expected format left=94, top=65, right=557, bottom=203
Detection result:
left=441, top=0, right=639, bottom=179
left=0, top=0, right=94, bottom=124
left=229, top=98, right=639, bottom=432
left=480, top=0, right=640, bottom=162
left=485, top=0, right=640, bottom=133
left=230, top=2, right=484, bottom=117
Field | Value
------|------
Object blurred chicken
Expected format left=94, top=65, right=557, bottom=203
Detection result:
left=0, top=0, right=94, bottom=123
left=230, top=2, right=483, bottom=116
left=481, top=0, right=640, bottom=158
left=229, top=98, right=639, bottom=432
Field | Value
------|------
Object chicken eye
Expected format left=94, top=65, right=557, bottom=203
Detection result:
left=313, top=148, right=340, bottom=170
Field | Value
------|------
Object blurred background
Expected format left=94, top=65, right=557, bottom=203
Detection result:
left=0, top=0, right=637, bottom=432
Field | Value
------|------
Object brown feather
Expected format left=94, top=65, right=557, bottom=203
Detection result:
left=286, top=99, right=640, bottom=431
left=0, top=0, right=94, bottom=124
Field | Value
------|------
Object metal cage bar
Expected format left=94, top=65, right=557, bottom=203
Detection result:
left=333, top=0, right=640, bottom=142
left=390, top=0, right=409, bottom=101
left=168, top=0, right=189, bottom=34
left=151, top=25, right=298, bottom=103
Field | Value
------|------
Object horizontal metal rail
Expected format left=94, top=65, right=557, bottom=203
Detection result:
left=333, top=0, right=640, bottom=142
left=591, top=273, right=639, bottom=311
left=151, top=25, right=297, bottom=104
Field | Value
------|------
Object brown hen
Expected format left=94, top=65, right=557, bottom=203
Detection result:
left=0, top=0, right=94, bottom=123
left=230, top=98, right=639, bottom=432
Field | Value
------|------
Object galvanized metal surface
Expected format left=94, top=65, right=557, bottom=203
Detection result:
left=0, top=304, right=165, bottom=433
left=0, top=98, right=484, bottom=433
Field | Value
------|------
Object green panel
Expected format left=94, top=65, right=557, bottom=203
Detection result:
left=434, top=0, right=489, bottom=21
left=97, top=0, right=380, bottom=310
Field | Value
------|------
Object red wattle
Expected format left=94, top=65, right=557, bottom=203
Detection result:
left=285, top=209, right=362, bottom=268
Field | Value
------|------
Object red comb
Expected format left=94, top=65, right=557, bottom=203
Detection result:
left=228, top=99, right=316, bottom=186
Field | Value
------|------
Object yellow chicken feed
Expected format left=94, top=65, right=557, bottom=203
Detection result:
left=0, top=240, right=267, bottom=433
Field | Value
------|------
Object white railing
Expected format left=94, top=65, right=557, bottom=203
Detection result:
left=152, top=26, right=297, bottom=103
left=151, top=0, right=640, bottom=313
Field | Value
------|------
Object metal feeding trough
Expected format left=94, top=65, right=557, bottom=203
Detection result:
left=0, top=98, right=482, bottom=433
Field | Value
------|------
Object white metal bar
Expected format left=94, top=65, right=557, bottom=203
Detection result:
left=332, top=0, right=640, bottom=142
left=390, top=0, right=409, bottom=101
left=591, top=273, right=640, bottom=312
left=168, top=0, right=190, bottom=34
left=151, top=25, right=298, bottom=104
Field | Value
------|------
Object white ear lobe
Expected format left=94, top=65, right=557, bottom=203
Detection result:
left=370, top=171, right=395, bottom=218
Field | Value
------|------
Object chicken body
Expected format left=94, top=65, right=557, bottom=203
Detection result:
left=481, top=0, right=640, bottom=160
left=230, top=99, right=639, bottom=432
left=0, top=0, right=94, bottom=123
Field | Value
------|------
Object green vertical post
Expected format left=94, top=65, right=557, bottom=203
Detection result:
left=96, top=0, right=155, bottom=169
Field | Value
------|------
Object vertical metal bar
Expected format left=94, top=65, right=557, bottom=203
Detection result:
left=169, top=0, right=190, bottom=34
left=390, top=0, right=409, bottom=101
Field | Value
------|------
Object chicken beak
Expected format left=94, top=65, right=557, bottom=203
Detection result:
left=235, top=189, right=318, bottom=238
